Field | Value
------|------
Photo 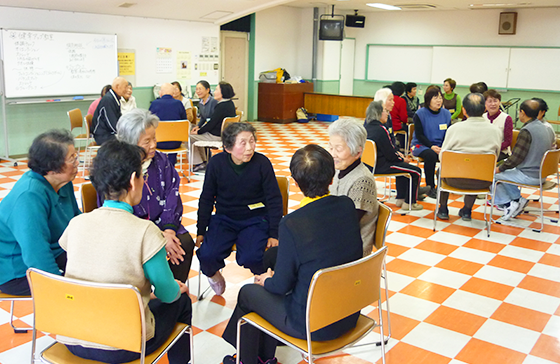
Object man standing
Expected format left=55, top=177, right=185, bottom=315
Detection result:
left=436, top=93, right=502, bottom=221
left=149, top=83, right=187, bottom=165
left=494, top=99, right=555, bottom=220
left=92, top=77, right=128, bottom=145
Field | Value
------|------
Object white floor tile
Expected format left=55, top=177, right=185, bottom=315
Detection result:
left=388, top=293, right=440, bottom=321
left=523, top=354, right=560, bottom=364
left=385, top=271, right=416, bottom=292
left=499, top=245, right=545, bottom=263
left=504, top=287, right=560, bottom=315
left=193, top=331, right=235, bottom=364
left=396, top=249, right=446, bottom=267
left=417, top=267, right=471, bottom=289
left=542, top=315, right=560, bottom=339
left=519, top=230, right=559, bottom=244
left=546, top=244, right=560, bottom=256
left=443, top=290, right=502, bottom=317
left=473, top=265, right=526, bottom=287
left=401, top=322, right=471, bottom=358
left=449, top=246, right=496, bottom=265
left=0, top=335, right=55, bottom=364
left=411, top=217, right=450, bottom=230
left=428, top=231, right=472, bottom=246
left=385, top=232, right=425, bottom=248
left=528, top=263, right=560, bottom=283
left=474, top=230, right=516, bottom=244
left=474, top=318, right=540, bottom=354
left=191, top=300, right=234, bottom=330
left=387, top=220, right=408, bottom=232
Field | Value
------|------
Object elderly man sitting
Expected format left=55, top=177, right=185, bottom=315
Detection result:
left=436, top=93, right=502, bottom=221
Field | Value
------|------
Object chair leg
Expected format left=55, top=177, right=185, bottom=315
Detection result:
left=9, top=301, right=29, bottom=334
left=378, top=298, right=386, bottom=364
left=383, top=262, right=392, bottom=342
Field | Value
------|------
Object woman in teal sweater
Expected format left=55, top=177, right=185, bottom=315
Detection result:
left=443, top=78, right=462, bottom=120
left=0, top=130, right=81, bottom=295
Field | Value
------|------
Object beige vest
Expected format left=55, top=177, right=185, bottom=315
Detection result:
left=57, top=207, right=166, bottom=350
left=483, top=111, right=511, bottom=155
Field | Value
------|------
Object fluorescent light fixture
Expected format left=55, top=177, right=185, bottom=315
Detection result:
left=367, top=3, right=402, bottom=10
left=470, top=2, right=531, bottom=6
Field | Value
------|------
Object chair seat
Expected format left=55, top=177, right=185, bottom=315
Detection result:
left=75, top=134, right=88, bottom=140
left=156, top=147, right=188, bottom=154
left=193, top=141, right=222, bottom=148
left=375, top=172, right=411, bottom=178
left=497, top=179, right=557, bottom=191
left=41, top=323, right=189, bottom=364
left=0, top=292, right=31, bottom=300
left=242, top=313, right=375, bottom=355
left=440, top=181, right=491, bottom=195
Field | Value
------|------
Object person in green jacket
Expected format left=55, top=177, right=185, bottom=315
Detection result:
left=443, top=78, right=462, bottom=120
left=0, top=129, right=81, bottom=295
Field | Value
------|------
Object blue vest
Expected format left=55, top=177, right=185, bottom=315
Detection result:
left=517, top=119, right=555, bottom=179
left=411, top=107, right=451, bottom=156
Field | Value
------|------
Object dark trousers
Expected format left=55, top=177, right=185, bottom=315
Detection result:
left=439, top=178, right=492, bottom=212
left=0, top=251, right=67, bottom=296
left=222, top=284, right=306, bottom=364
left=419, top=149, right=439, bottom=188
left=67, top=293, right=192, bottom=364
left=169, top=232, right=196, bottom=283
left=376, top=162, right=422, bottom=203
left=197, top=215, right=269, bottom=276
left=156, top=141, right=181, bottom=166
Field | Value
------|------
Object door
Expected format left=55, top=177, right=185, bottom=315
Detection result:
left=221, top=31, right=248, bottom=120
left=339, top=38, right=355, bottom=96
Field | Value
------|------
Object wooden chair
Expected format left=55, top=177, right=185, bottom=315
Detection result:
left=491, top=149, right=560, bottom=233
left=236, top=110, right=244, bottom=121
left=197, top=175, right=290, bottom=300
left=365, top=140, right=413, bottom=214
left=0, top=290, right=31, bottom=333
left=236, top=246, right=389, bottom=364
left=80, top=182, right=98, bottom=213
left=68, top=109, right=88, bottom=172
left=434, top=151, right=497, bottom=236
left=373, top=203, right=393, bottom=343
left=83, top=114, right=100, bottom=178
left=155, top=120, right=191, bottom=181
left=394, top=129, right=408, bottom=155
left=511, top=129, right=520, bottom=151
left=27, top=268, right=193, bottom=364
left=408, top=123, right=424, bottom=166
left=189, top=115, right=241, bottom=176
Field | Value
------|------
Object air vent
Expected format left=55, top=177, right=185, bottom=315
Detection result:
left=395, top=3, right=437, bottom=9
left=118, top=2, right=136, bottom=8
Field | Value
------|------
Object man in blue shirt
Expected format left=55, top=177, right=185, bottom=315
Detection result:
left=149, top=83, right=187, bottom=165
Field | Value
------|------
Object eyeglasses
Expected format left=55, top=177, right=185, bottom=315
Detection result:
left=66, top=153, right=79, bottom=164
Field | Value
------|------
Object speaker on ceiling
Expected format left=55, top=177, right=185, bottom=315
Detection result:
left=346, top=14, right=366, bottom=28
left=499, top=12, right=517, bottom=35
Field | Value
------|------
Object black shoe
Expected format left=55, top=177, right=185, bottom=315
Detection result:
left=459, top=208, right=472, bottom=221
left=437, top=208, right=449, bottom=220
left=427, top=187, right=438, bottom=199
left=192, top=163, right=206, bottom=172
left=223, top=354, right=239, bottom=364
left=418, top=186, right=431, bottom=196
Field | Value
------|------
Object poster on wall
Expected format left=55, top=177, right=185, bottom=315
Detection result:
left=176, top=51, right=192, bottom=79
left=156, top=47, right=173, bottom=73
left=195, top=53, right=219, bottom=78
left=118, top=52, right=135, bottom=75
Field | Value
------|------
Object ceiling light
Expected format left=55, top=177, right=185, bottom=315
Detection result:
left=367, top=3, right=402, bottom=10
left=469, top=2, right=531, bottom=6
left=118, top=2, right=136, bottom=8
left=201, top=11, right=233, bottom=20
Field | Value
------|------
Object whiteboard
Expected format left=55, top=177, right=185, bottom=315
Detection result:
left=508, top=48, right=560, bottom=91
left=1, top=29, right=117, bottom=98
left=430, top=46, right=510, bottom=88
left=367, top=45, right=432, bottom=83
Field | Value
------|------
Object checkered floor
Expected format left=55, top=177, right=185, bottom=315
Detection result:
left=1, top=121, right=560, bottom=364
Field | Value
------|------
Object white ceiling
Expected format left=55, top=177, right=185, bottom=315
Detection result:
left=0, top=0, right=557, bottom=24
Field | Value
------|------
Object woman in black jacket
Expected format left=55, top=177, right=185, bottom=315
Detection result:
left=190, top=81, right=237, bottom=171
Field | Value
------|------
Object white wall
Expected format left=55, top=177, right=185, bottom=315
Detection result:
left=254, top=6, right=313, bottom=80
left=349, top=8, right=560, bottom=79
left=0, top=7, right=220, bottom=87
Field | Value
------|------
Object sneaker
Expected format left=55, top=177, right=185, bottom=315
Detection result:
left=427, top=187, right=438, bottom=199
left=436, top=208, right=449, bottom=220
left=403, top=202, right=423, bottom=210
left=476, top=194, right=486, bottom=199
left=259, top=358, right=278, bottom=364
left=208, top=271, right=226, bottom=295
left=193, top=163, right=206, bottom=172
left=458, top=208, right=472, bottom=221
left=223, top=354, right=240, bottom=364
left=486, top=200, right=505, bottom=211
left=395, top=198, right=404, bottom=207
left=502, top=200, right=519, bottom=221
left=513, top=197, right=529, bottom=217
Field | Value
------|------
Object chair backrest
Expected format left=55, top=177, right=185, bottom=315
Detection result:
left=236, top=110, right=244, bottom=120
left=307, top=246, right=388, bottom=333
left=408, top=123, right=415, bottom=153
left=84, top=114, right=93, bottom=136
left=540, top=149, right=560, bottom=179
left=221, top=115, right=241, bottom=134
left=27, top=268, right=145, bottom=353
left=362, top=140, right=377, bottom=171
left=374, top=203, right=392, bottom=251
left=276, top=176, right=289, bottom=216
left=68, top=109, right=83, bottom=131
left=511, top=129, right=520, bottom=151
left=81, top=182, right=99, bottom=213
left=156, top=120, right=190, bottom=143
left=440, top=151, right=496, bottom=182
left=193, top=106, right=198, bottom=125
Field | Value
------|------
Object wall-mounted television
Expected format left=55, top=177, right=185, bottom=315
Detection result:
left=319, top=16, right=344, bottom=41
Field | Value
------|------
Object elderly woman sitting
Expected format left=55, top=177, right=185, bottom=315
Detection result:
left=59, top=140, right=192, bottom=363
left=328, top=118, right=379, bottom=255
left=221, top=144, right=363, bottom=364
left=116, top=109, right=195, bottom=282
left=0, top=130, right=81, bottom=295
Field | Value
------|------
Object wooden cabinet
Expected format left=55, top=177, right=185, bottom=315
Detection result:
left=258, top=82, right=314, bottom=123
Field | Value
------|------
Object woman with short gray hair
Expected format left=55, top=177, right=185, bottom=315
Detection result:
left=116, top=109, right=194, bottom=282
left=328, top=119, right=379, bottom=255
left=364, top=101, right=429, bottom=210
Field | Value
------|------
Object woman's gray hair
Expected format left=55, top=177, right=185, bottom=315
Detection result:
left=365, top=100, right=384, bottom=124
left=374, top=88, right=392, bottom=106
left=116, top=109, right=160, bottom=145
left=328, top=118, right=367, bottom=156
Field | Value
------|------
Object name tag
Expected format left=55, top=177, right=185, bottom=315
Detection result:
left=439, top=124, right=448, bottom=130
left=248, top=202, right=265, bottom=210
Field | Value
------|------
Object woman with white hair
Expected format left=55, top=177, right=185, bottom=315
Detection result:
left=116, top=109, right=195, bottom=282
left=328, top=119, right=379, bottom=255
